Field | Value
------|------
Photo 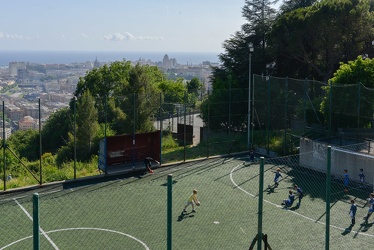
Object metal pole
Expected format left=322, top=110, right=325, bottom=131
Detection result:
left=167, top=174, right=173, bottom=250
left=207, top=89, right=210, bottom=158
left=247, top=50, right=252, bottom=150
left=33, top=193, right=40, bottom=250
left=104, top=95, right=107, bottom=139
left=228, top=74, right=231, bottom=135
left=284, top=78, right=288, bottom=155
left=39, top=99, right=42, bottom=185
left=257, top=157, right=265, bottom=250
left=329, top=81, right=332, bottom=135
left=267, top=77, right=270, bottom=155
left=251, top=74, right=255, bottom=148
left=184, top=104, right=186, bottom=162
left=303, top=79, right=307, bottom=134
left=3, top=101, right=6, bottom=191
left=357, top=83, right=361, bottom=129
left=325, top=146, right=331, bottom=250
left=159, top=93, right=163, bottom=164
left=74, top=97, right=77, bottom=179
left=132, top=93, right=136, bottom=168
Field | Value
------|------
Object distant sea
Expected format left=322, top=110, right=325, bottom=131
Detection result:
left=0, top=50, right=220, bottom=67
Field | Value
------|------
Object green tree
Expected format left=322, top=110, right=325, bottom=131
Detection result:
left=279, top=0, right=317, bottom=13
left=75, top=61, right=164, bottom=134
left=7, top=129, right=39, bottom=161
left=187, top=77, right=203, bottom=96
left=41, top=107, right=72, bottom=154
left=270, top=0, right=374, bottom=81
left=76, top=90, right=99, bottom=161
left=320, top=56, right=374, bottom=129
left=75, top=61, right=131, bottom=130
left=203, top=0, right=278, bottom=130
left=119, top=64, right=162, bottom=133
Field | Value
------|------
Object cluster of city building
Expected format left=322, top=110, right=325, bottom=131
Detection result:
left=0, top=55, right=217, bottom=138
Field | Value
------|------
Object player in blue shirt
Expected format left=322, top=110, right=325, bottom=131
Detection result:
left=343, top=169, right=349, bottom=193
left=281, top=190, right=295, bottom=207
left=364, top=193, right=374, bottom=222
left=349, top=199, right=357, bottom=226
left=294, top=185, right=304, bottom=206
left=358, top=168, right=365, bottom=188
left=273, top=168, right=282, bottom=188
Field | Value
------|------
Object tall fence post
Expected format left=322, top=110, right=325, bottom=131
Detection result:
left=207, top=89, right=210, bottom=158
left=284, top=77, right=288, bottom=155
left=266, top=77, right=270, bottom=155
left=38, top=99, right=42, bottom=185
left=74, top=96, right=77, bottom=179
left=159, top=93, right=162, bottom=164
left=325, top=146, right=331, bottom=250
left=132, top=93, right=136, bottom=168
left=257, top=157, right=265, bottom=250
left=357, top=83, right=361, bottom=129
left=303, top=79, right=307, bottom=134
left=329, top=81, right=332, bottom=135
left=167, top=174, right=172, bottom=250
left=33, top=193, right=40, bottom=250
left=2, top=101, right=6, bottom=191
left=228, top=74, right=231, bottom=135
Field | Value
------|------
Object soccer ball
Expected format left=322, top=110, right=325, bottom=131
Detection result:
left=196, top=201, right=201, bottom=206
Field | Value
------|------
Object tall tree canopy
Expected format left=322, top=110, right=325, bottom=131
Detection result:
left=320, top=56, right=374, bottom=129
left=203, top=0, right=374, bottom=131
left=75, top=61, right=164, bottom=134
left=76, top=89, right=99, bottom=160
left=270, top=0, right=374, bottom=81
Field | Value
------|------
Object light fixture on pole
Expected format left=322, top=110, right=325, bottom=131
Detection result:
left=248, top=43, right=254, bottom=151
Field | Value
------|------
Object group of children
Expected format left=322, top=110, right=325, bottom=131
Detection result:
left=272, top=167, right=304, bottom=208
left=273, top=167, right=373, bottom=226
left=342, top=168, right=366, bottom=193
left=180, top=167, right=371, bottom=220
left=281, top=185, right=304, bottom=207
left=349, top=193, right=374, bottom=226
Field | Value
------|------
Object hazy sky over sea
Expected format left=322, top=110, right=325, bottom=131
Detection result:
left=0, top=0, right=250, bottom=53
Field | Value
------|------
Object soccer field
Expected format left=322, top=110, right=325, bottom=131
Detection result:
left=0, top=156, right=373, bottom=249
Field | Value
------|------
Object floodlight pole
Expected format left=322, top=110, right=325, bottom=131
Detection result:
left=247, top=43, right=254, bottom=151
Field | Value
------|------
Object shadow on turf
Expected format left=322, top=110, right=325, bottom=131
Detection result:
left=177, top=211, right=195, bottom=221
left=342, top=220, right=374, bottom=238
left=360, top=221, right=374, bottom=232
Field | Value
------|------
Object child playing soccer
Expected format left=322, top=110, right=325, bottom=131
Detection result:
left=183, top=189, right=200, bottom=213
left=281, top=190, right=295, bottom=207
left=273, top=168, right=282, bottom=188
left=294, top=185, right=304, bottom=206
left=349, top=199, right=357, bottom=226
left=359, top=168, right=365, bottom=187
left=343, top=169, right=349, bottom=193
left=363, top=193, right=374, bottom=222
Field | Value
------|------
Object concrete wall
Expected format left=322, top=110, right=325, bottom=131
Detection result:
left=299, top=138, right=374, bottom=186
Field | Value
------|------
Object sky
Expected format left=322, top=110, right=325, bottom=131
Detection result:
left=0, top=0, right=249, bottom=53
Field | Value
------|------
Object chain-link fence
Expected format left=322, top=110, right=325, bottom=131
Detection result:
left=1, top=141, right=373, bottom=249
left=2, top=75, right=374, bottom=191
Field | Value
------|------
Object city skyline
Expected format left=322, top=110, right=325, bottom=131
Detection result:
left=1, top=0, right=248, bottom=53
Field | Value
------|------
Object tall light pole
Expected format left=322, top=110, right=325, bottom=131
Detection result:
left=248, top=43, right=254, bottom=150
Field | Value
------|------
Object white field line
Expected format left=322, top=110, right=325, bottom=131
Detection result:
left=13, top=198, right=60, bottom=249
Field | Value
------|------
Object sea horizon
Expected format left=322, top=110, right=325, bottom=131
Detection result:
left=0, top=50, right=221, bottom=67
